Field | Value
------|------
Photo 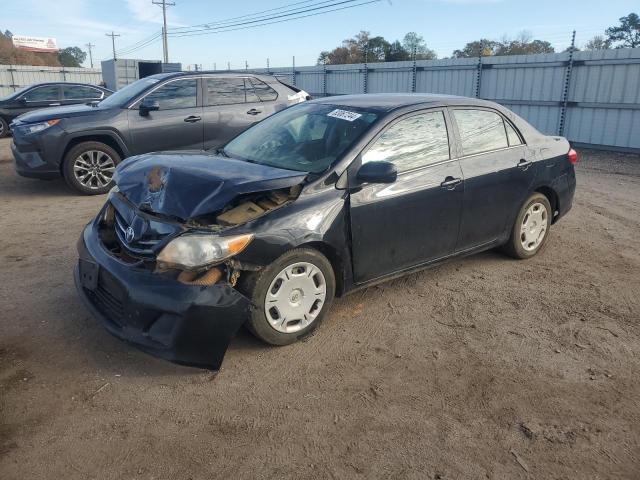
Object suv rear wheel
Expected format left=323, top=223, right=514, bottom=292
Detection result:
left=63, top=141, right=121, bottom=195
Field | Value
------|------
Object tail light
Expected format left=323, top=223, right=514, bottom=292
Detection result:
left=567, top=148, right=578, bottom=165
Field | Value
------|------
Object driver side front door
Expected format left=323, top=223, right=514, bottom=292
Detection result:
left=349, top=109, right=464, bottom=283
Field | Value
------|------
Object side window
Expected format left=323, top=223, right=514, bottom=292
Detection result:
left=249, top=78, right=278, bottom=102
left=63, top=85, right=103, bottom=100
left=23, top=85, right=59, bottom=102
left=206, top=78, right=245, bottom=106
left=453, top=109, right=508, bottom=156
left=362, top=111, right=450, bottom=172
left=244, top=79, right=260, bottom=103
left=142, top=79, right=197, bottom=110
left=505, top=120, right=523, bottom=146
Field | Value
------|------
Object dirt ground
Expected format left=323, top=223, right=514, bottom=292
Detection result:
left=0, top=137, right=638, bottom=480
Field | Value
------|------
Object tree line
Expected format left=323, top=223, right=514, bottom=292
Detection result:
left=0, top=30, right=87, bottom=67
left=318, top=12, right=640, bottom=64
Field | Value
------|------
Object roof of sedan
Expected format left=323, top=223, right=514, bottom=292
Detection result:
left=310, top=93, right=495, bottom=111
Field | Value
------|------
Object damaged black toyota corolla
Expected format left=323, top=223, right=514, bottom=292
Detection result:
left=75, top=94, right=576, bottom=369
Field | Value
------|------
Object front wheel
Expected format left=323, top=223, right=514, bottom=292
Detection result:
left=62, top=141, right=121, bottom=195
left=238, top=248, right=336, bottom=345
left=0, top=117, right=9, bottom=138
left=502, top=192, right=552, bottom=259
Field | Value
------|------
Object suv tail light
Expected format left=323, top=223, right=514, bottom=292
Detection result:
left=567, top=148, right=578, bottom=165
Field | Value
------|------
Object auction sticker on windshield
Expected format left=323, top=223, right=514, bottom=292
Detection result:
left=327, top=109, right=362, bottom=122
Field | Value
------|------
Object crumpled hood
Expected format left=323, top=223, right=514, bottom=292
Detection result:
left=114, top=152, right=307, bottom=220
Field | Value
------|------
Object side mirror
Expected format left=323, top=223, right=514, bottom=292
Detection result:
left=139, top=98, right=160, bottom=116
left=18, top=97, right=27, bottom=105
left=356, top=161, right=397, bottom=185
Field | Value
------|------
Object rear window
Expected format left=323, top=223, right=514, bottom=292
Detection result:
left=453, top=109, right=509, bottom=156
left=63, top=85, right=103, bottom=100
left=249, top=78, right=278, bottom=102
left=206, top=78, right=246, bottom=105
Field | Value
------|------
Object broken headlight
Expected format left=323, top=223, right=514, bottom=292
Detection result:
left=156, top=233, right=254, bottom=270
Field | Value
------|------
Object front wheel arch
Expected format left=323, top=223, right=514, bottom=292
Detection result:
left=60, top=133, right=127, bottom=174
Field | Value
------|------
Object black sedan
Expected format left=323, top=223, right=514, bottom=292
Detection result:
left=0, top=82, right=112, bottom=138
left=74, top=94, right=576, bottom=370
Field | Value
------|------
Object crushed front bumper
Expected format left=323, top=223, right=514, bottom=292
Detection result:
left=74, top=222, right=251, bottom=370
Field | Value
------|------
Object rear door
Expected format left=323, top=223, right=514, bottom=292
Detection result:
left=127, top=77, right=203, bottom=154
left=450, top=108, right=533, bottom=251
left=202, top=77, right=279, bottom=150
left=349, top=109, right=464, bottom=282
left=9, top=85, right=62, bottom=120
left=61, top=84, right=105, bottom=106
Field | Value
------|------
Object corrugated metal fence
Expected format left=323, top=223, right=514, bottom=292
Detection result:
left=245, top=48, right=640, bottom=152
left=1, top=49, right=639, bottom=151
left=0, top=65, right=103, bottom=97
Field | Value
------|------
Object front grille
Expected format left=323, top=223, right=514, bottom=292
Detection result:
left=85, top=281, right=125, bottom=328
left=114, top=210, right=161, bottom=256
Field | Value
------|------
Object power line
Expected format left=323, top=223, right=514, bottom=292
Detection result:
left=152, top=0, right=175, bottom=63
left=169, top=0, right=337, bottom=32
left=105, top=31, right=121, bottom=60
left=85, top=42, right=95, bottom=68
left=168, top=0, right=382, bottom=39
left=116, top=32, right=163, bottom=56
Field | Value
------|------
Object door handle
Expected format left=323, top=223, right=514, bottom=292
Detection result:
left=246, top=108, right=262, bottom=115
left=440, top=176, right=462, bottom=190
left=517, top=159, right=532, bottom=170
left=184, top=115, right=202, bottom=123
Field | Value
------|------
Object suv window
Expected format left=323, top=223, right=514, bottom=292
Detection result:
left=24, top=85, right=59, bottom=102
left=206, top=78, right=246, bottom=105
left=453, top=109, right=509, bottom=156
left=249, top=78, right=278, bottom=101
left=362, top=111, right=450, bottom=172
left=63, top=85, right=103, bottom=100
left=142, top=79, right=197, bottom=110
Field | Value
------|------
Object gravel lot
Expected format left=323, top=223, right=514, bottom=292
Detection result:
left=1, top=137, right=639, bottom=479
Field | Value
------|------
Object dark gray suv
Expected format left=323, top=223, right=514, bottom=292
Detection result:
left=11, top=72, right=309, bottom=194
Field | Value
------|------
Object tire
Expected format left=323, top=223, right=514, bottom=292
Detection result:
left=502, top=192, right=552, bottom=259
left=62, top=141, right=121, bottom=195
left=238, top=248, right=336, bottom=346
left=0, top=117, right=8, bottom=138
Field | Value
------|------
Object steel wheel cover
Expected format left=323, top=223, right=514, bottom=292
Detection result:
left=520, top=202, right=548, bottom=251
left=73, top=150, right=115, bottom=190
left=264, top=261, right=327, bottom=334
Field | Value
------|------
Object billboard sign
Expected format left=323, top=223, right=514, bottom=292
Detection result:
left=12, top=36, right=59, bottom=53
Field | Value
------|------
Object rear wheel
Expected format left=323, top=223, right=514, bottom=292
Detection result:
left=62, top=141, right=120, bottom=195
left=0, top=117, right=8, bottom=138
left=503, top=192, right=552, bottom=259
left=238, top=248, right=336, bottom=345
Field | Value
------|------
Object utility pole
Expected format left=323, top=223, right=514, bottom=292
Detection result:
left=105, top=32, right=120, bottom=60
left=85, top=42, right=95, bottom=68
left=152, top=0, right=175, bottom=63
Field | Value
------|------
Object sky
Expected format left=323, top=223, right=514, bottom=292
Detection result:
left=2, top=0, right=638, bottom=69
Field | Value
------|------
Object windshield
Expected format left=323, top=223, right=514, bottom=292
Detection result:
left=98, top=77, right=161, bottom=108
left=223, top=103, right=379, bottom=173
left=0, top=85, right=31, bottom=101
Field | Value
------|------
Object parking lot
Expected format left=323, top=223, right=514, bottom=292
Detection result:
left=0, top=136, right=638, bottom=479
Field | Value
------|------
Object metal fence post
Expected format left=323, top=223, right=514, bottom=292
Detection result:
left=363, top=45, right=368, bottom=94
left=411, top=47, right=417, bottom=93
left=322, top=60, right=327, bottom=97
left=292, top=56, right=296, bottom=86
left=9, top=65, right=16, bottom=92
left=558, top=30, right=576, bottom=136
left=475, top=54, right=483, bottom=98
left=266, top=58, right=270, bottom=75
